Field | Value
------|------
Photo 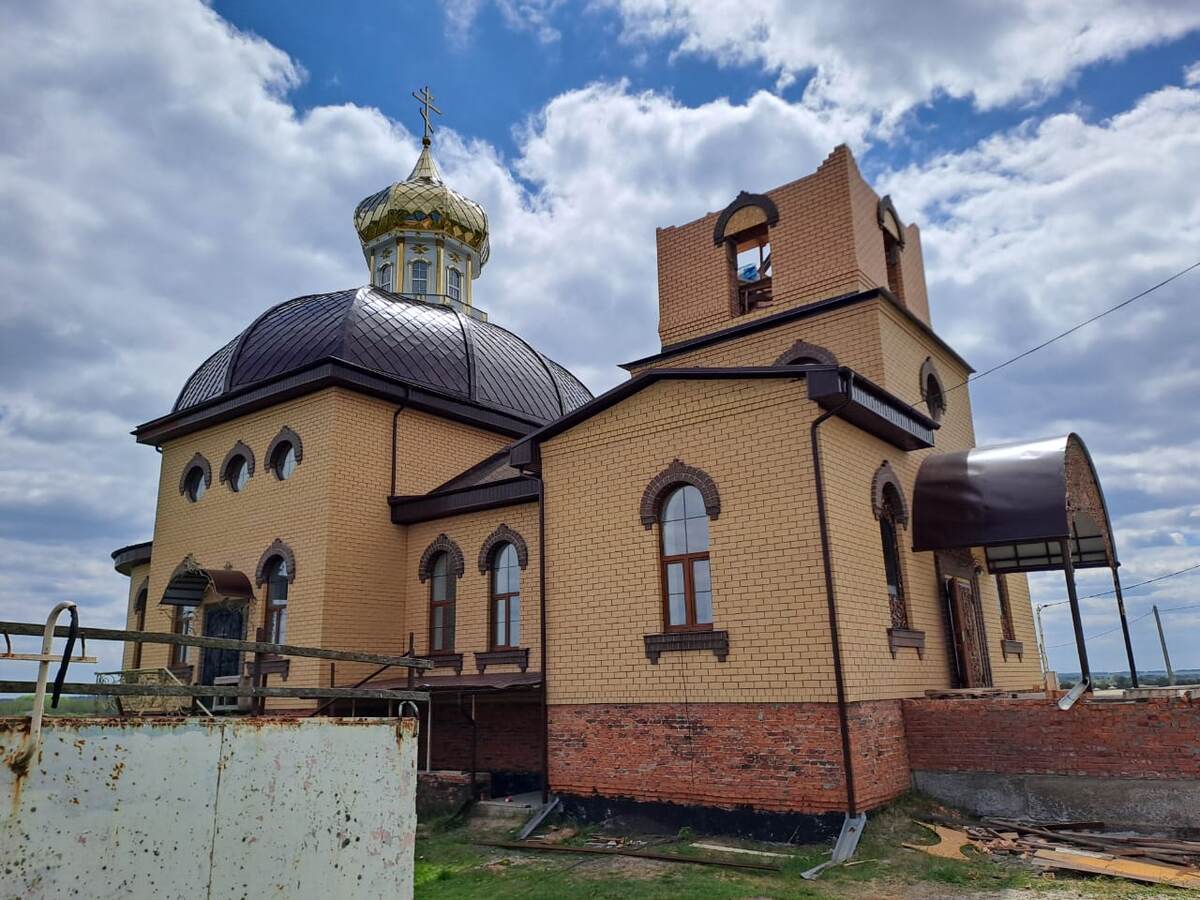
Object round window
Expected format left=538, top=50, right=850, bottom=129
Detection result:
left=226, top=456, right=249, bottom=492
left=272, top=441, right=298, bottom=481
left=183, top=466, right=207, bottom=502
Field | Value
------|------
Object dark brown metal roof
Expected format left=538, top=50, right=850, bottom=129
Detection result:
left=111, top=540, right=152, bottom=576
left=169, top=286, right=591, bottom=426
left=912, top=434, right=1117, bottom=571
left=161, top=567, right=255, bottom=607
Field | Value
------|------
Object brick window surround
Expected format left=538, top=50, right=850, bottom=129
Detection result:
left=639, top=459, right=721, bottom=528
left=418, top=534, right=465, bottom=582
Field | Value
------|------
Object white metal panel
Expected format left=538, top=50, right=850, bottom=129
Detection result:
left=1, top=716, right=417, bottom=900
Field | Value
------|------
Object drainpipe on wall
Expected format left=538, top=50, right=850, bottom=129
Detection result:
left=536, top=475, right=550, bottom=804
left=809, top=373, right=858, bottom=818
left=390, top=396, right=409, bottom=497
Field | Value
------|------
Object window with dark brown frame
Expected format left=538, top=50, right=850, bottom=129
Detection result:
left=879, top=485, right=909, bottom=630
left=183, top=466, right=207, bottom=502
left=996, top=575, right=1016, bottom=642
left=263, top=556, right=289, bottom=644
left=171, top=606, right=195, bottom=666
left=131, top=586, right=147, bottom=669
left=659, top=484, right=714, bottom=632
left=489, top=543, right=521, bottom=649
left=429, top=551, right=457, bottom=653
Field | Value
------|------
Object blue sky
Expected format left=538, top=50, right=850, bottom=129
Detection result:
left=3, top=0, right=1200, bottom=680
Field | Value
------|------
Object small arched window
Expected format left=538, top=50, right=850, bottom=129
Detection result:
left=272, top=442, right=298, bottom=480
left=131, top=584, right=148, bottom=668
left=429, top=552, right=457, bottom=653
left=411, top=260, right=429, bottom=294
left=263, top=556, right=289, bottom=644
left=920, top=358, right=947, bottom=422
left=447, top=268, right=462, bottom=302
left=376, top=261, right=394, bottom=292
left=490, top=543, right=521, bottom=649
left=183, top=466, right=207, bottom=503
left=659, top=485, right=713, bottom=631
left=878, top=484, right=909, bottom=630
left=224, top=455, right=250, bottom=492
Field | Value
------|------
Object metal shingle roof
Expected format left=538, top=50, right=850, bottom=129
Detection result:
left=171, top=287, right=591, bottom=426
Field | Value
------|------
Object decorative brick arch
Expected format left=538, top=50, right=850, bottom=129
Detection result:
left=920, top=357, right=947, bottom=421
left=219, top=440, right=256, bottom=484
left=255, top=538, right=296, bottom=587
left=477, top=524, right=529, bottom=573
left=713, top=191, right=779, bottom=245
left=178, top=453, right=211, bottom=495
left=774, top=340, right=838, bottom=367
left=640, top=459, right=721, bottom=529
left=265, top=426, right=304, bottom=477
left=871, top=461, right=909, bottom=527
left=878, top=195, right=906, bottom=249
left=419, top=534, right=464, bottom=583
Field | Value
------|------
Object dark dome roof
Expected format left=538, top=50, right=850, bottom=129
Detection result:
left=174, top=287, right=592, bottom=425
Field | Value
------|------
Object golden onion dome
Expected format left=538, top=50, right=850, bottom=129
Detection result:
left=354, top=145, right=490, bottom=268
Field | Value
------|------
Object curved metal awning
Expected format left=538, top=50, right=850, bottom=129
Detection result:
left=161, top=563, right=255, bottom=607
left=912, top=434, right=1117, bottom=573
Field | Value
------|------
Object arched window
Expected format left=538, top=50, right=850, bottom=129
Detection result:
left=220, top=441, right=254, bottom=493
left=429, top=552, right=457, bottom=653
left=714, top=191, right=779, bottom=315
left=878, top=483, right=909, bottom=630
left=659, top=485, right=713, bottom=631
left=447, top=267, right=462, bottom=302
left=920, top=358, right=947, bottom=422
left=131, top=583, right=147, bottom=669
left=266, top=426, right=302, bottom=481
left=489, top=543, right=521, bottom=649
left=995, top=575, right=1016, bottom=642
left=183, top=466, right=207, bottom=502
left=263, top=556, right=289, bottom=644
left=376, top=261, right=393, bottom=292
left=411, top=259, right=429, bottom=294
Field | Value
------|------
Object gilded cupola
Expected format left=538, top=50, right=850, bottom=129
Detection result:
left=353, top=86, right=489, bottom=319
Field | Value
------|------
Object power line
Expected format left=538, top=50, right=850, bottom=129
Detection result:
left=1046, top=602, right=1200, bottom=650
left=928, top=260, right=1200, bottom=407
left=1037, top=561, right=1200, bottom=611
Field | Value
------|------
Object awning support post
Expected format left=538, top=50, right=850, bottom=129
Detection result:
left=1060, top=540, right=1091, bottom=689
left=1110, top=566, right=1138, bottom=688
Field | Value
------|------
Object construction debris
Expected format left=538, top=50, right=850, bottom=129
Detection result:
left=915, top=816, right=1200, bottom=889
left=690, top=842, right=790, bottom=859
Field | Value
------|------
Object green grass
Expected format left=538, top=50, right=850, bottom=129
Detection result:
left=413, top=793, right=1183, bottom=899
left=0, top=694, right=104, bottom=716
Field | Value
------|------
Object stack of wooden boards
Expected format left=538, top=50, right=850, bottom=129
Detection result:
left=908, top=817, right=1200, bottom=889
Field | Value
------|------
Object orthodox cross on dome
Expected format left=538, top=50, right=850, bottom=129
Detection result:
left=412, top=84, right=442, bottom=146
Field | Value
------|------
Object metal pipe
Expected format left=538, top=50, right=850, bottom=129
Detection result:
left=390, top=398, right=409, bottom=497
left=425, top=694, right=433, bottom=772
left=18, top=602, right=78, bottom=770
left=537, top=475, right=550, bottom=804
left=1153, top=605, right=1176, bottom=685
left=809, top=374, right=858, bottom=816
left=1111, top=566, right=1138, bottom=687
left=1060, top=540, right=1091, bottom=689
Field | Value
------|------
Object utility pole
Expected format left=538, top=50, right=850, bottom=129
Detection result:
left=1152, top=605, right=1176, bottom=686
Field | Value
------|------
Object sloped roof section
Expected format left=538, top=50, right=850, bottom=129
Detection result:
left=167, top=287, right=591, bottom=426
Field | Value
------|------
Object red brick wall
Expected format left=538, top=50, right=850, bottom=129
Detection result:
left=903, top=698, right=1200, bottom=779
left=548, top=700, right=909, bottom=814
left=425, top=696, right=543, bottom=773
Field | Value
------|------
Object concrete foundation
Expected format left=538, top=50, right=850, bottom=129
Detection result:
left=913, top=770, right=1200, bottom=833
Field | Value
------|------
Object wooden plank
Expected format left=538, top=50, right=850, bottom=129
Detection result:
left=0, top=680, right=427, bottom=703
left=1034, top=849, right=1200, bottom=888
left=0, top=621, right=432, bottom=670
left=476, top=840, right=780, bottom=872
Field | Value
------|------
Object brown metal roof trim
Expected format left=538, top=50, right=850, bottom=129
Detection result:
left=620, top=286, right=972, bottom=374
left=111, top=540, right=152, bottom=575
left=161, top=558, right=255, bottom=607
left=509, top=365, right=937, bottom=472
left=391, top=476, right=539, bottom=525
left=254, top=539, right=296, bottom=587
left=477, top=523, right=529, bottom=572
left=136, top=360, right=541, bottom=446
left=639, top=459, right=721, bottom=528
left=429, top=447, right=518, bottom=494
left=418, top=534, right=465, bottom=582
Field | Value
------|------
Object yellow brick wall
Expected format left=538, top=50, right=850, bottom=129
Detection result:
left=120, top=562, right=150, bottom=670
left=134, top=388, right=507, bottom=700
left=404, top=503, right=542, bottom=676
left=540, top=378, right=838, bottom=706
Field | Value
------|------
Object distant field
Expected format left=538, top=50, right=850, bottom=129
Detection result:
left=0, top=694, right=103, bottom=716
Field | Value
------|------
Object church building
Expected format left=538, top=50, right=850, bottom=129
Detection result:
left=112, top=95, right=1121, bottom=834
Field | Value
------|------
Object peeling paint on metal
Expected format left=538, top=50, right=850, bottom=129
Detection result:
left=0, top=716, right=418, bottom=899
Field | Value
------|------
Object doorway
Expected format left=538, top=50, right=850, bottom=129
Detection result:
left=200, top=605, right=244, bottom=685
left=937, top=551, right=993, bottom=689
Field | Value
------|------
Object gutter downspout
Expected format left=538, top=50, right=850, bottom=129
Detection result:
left=390, top=397, right=409, bottom=497
left=537, top=475, right=550, bottom=804
left=809, top=373, right=858, bottom=817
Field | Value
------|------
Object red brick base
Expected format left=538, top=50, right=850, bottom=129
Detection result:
left=548, top=700, right=909, bottom=814
left=422, top=694, right=543, bottom=774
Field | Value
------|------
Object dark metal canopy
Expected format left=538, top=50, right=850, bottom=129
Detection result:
left=161, top=566, right=255, bottom=607
left=912, top=434, right=1116, bottom=573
